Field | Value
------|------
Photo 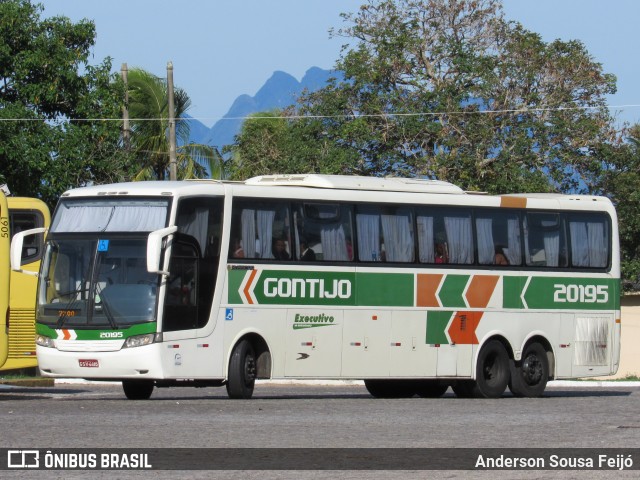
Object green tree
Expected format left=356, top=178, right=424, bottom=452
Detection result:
left=126, top=68, right=225, bottom=180
left=0, top=0, right=132, bottom=206
left=600, top=125, right=640, bottom=288
left=287, top=0, right=618, bottom=193
left=225, top=109, right=357, bottom=180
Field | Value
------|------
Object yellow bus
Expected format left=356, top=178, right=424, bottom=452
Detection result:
left=0, top=195, right=50, bottom=371
left=0, top=189, right=9, bottom=368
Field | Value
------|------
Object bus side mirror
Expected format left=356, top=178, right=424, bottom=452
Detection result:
left=147, top=226, right=177, bottom=276
left=10, top=227, right=47, bottom=276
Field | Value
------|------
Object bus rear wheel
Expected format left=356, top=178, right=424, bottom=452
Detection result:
left=364, top=379, right=415, bottom=398
left=122, top=380, right=154, bottom=400
left=226, top=339, right=257, bottom=399
left=509, top=343, right=548, bottom=397
left=473, top=340, right=510, bottom=398
left=415, top=380, right=449, bottom=398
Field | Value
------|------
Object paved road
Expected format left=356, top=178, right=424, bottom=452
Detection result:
left=1, top=381, right=639, bottom=479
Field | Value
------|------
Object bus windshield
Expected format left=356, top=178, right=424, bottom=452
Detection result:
left=38, top=237, right=158, bottom=328
left=37, top=197, right=170, bottom=328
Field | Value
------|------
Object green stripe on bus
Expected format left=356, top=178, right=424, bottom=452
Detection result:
left=355, top=272, right=414, bottom=307
left=36, top=322, right=157, bottom=340
left=438, top=275, right=469, bottom=308
left=426, top=311, right=452, bottom=344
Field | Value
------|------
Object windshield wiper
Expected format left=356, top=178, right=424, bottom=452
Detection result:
left=95, top=284, right=119, bottom=330
left=56, top=284, right=90, bottom=328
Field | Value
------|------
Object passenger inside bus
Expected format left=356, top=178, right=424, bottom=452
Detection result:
left=272, top=238, right=290, bottom=261
left=299, top=240, right=316, bottom=261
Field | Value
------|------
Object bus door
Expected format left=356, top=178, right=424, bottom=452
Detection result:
left=160, top=197, right=222, bottom=377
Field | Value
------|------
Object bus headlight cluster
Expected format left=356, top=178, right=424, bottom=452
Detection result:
left=35, top=335, right=55, bottom=348
left=123, top=333, right=162, bottom=349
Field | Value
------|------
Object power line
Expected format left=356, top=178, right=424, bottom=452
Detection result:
left=0, top=103, right=639, bottom=123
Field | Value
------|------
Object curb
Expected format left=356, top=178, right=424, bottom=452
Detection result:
left=0, top=377, right=55, bottom=387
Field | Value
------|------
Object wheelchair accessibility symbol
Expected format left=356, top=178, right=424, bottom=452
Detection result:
left=225, top=308, right=234, bottom=321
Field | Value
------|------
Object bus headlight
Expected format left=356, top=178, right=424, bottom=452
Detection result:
left=36, top=335, right=55, bottom=348
left=123, top=333, right=162, bottom=349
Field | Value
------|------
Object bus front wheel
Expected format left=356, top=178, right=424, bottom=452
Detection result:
left=509, top=343, right=548, bottom=398
left=122, top=380, right=154, bottom=400
left=226, top=339, right=257, bottom=399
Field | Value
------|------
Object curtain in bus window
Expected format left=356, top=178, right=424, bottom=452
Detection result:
left=476, top=218, right=494, bottom=265
left=240, top=209, right=256, bottom=258
left=106, top=206, right=167, bottom=232
left=256, top=209, right=276, bottom=259
left=570, top=221, right=589, bottom=267
left=588, top=221, right=607, bottom=267
left=444, top=215, right=473, bottom=264
left=357, top=213, right=381, bottom=261
left=178, top=207, right=208, bottom=255
left=506, top=217, right=522, bottom=266
left=542, top=220, right=560, bottom=267
left=381, top=212, right=414, bottom=262
left=51, top=204, right=167, bottom=232
left=417, top=216, right=435, bottom=263
left=570, top=218, right=607, bottom=268
left=320, top=224, right=349, bottom=261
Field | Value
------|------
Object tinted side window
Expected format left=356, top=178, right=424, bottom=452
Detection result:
left=475, top=210, right=522, bottom=266
left=231, top=200, right=292, bottom=261
left=568, top=213, right=609, bottom=268
left=293, top=203, right=354, bottom=262
left=355, top=205, right=414, bottom=263
left=524, top=213, right=567, bottom=267
left=11, top=210, right=45, bottom=264
left=416, top=207, right=472, bottom=265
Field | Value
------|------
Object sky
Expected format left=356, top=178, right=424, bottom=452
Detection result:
left=40, top=0, right=640, bottom=129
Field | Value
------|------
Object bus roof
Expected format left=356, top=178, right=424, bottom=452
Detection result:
left=244, top=174, right=465, bottom=194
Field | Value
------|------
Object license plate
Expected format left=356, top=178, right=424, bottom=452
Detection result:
left=78, top=359, right=99, bottom=368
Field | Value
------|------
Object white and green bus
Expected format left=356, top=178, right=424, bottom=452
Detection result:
left=10, top=175, right=620, bottom=399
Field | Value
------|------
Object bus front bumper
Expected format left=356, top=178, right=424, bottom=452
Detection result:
left=36, top=343, right=164, bottom=379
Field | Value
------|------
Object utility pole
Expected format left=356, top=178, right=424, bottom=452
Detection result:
left=121, top=63, right=130, bottom=152
left=167, top=61, right=177, bottom=181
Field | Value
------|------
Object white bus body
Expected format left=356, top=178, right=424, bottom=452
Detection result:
left=15, top=175, right=620, bottom=399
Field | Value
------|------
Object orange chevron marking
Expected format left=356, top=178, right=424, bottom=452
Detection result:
left=465, top=275, right=500, bottom=308
left=417, top=274, right=444, bottom=307
left=500, top=196, right=527, bottom=208
left=448, top=311, right=482, bottom=345
left=62, top=329, right=71, bottom=340
left=243, top=269, right=258, bottom=305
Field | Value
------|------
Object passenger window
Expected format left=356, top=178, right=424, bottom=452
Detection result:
left=417, top=208, right=472, bottom=264
left=293, top=203, right=354, bottom=262
left=475, top=210, right=522, bottom=266
left=568, top=213, right=609, bottom=268
left=356, top=205, right=414, bottom=262
left=231, top=200, right=291, bottom=261
left=524, top=213, right=567, bottom=267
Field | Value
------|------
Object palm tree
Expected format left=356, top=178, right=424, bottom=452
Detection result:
left=126, top=68, right=225, bottom=180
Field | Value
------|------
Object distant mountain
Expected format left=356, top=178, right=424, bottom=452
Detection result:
left=187, top=67, right=338, bottom=149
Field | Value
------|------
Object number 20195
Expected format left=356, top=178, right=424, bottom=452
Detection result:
left=553, top=284, right=608, bottom=304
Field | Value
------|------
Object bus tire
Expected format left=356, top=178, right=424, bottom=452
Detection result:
left=122, top=380, right=154, bottom=400
left=364, top=379, right=415, bottom=398
left=226, top=339, right=256, bottom=399
left=473, top=340, right=509, bottom=398
left=451, top=380, right=476, bottom=398
left=509, top=343, right=548, bottom=398
left=415, top=380, right=449, bottom=398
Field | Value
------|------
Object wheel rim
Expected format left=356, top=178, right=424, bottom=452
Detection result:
left=243, top=354, right=256, bottom=386
left=521, top=352, right=543, bottom=386
left=482, top=352, right=505, bottom=387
